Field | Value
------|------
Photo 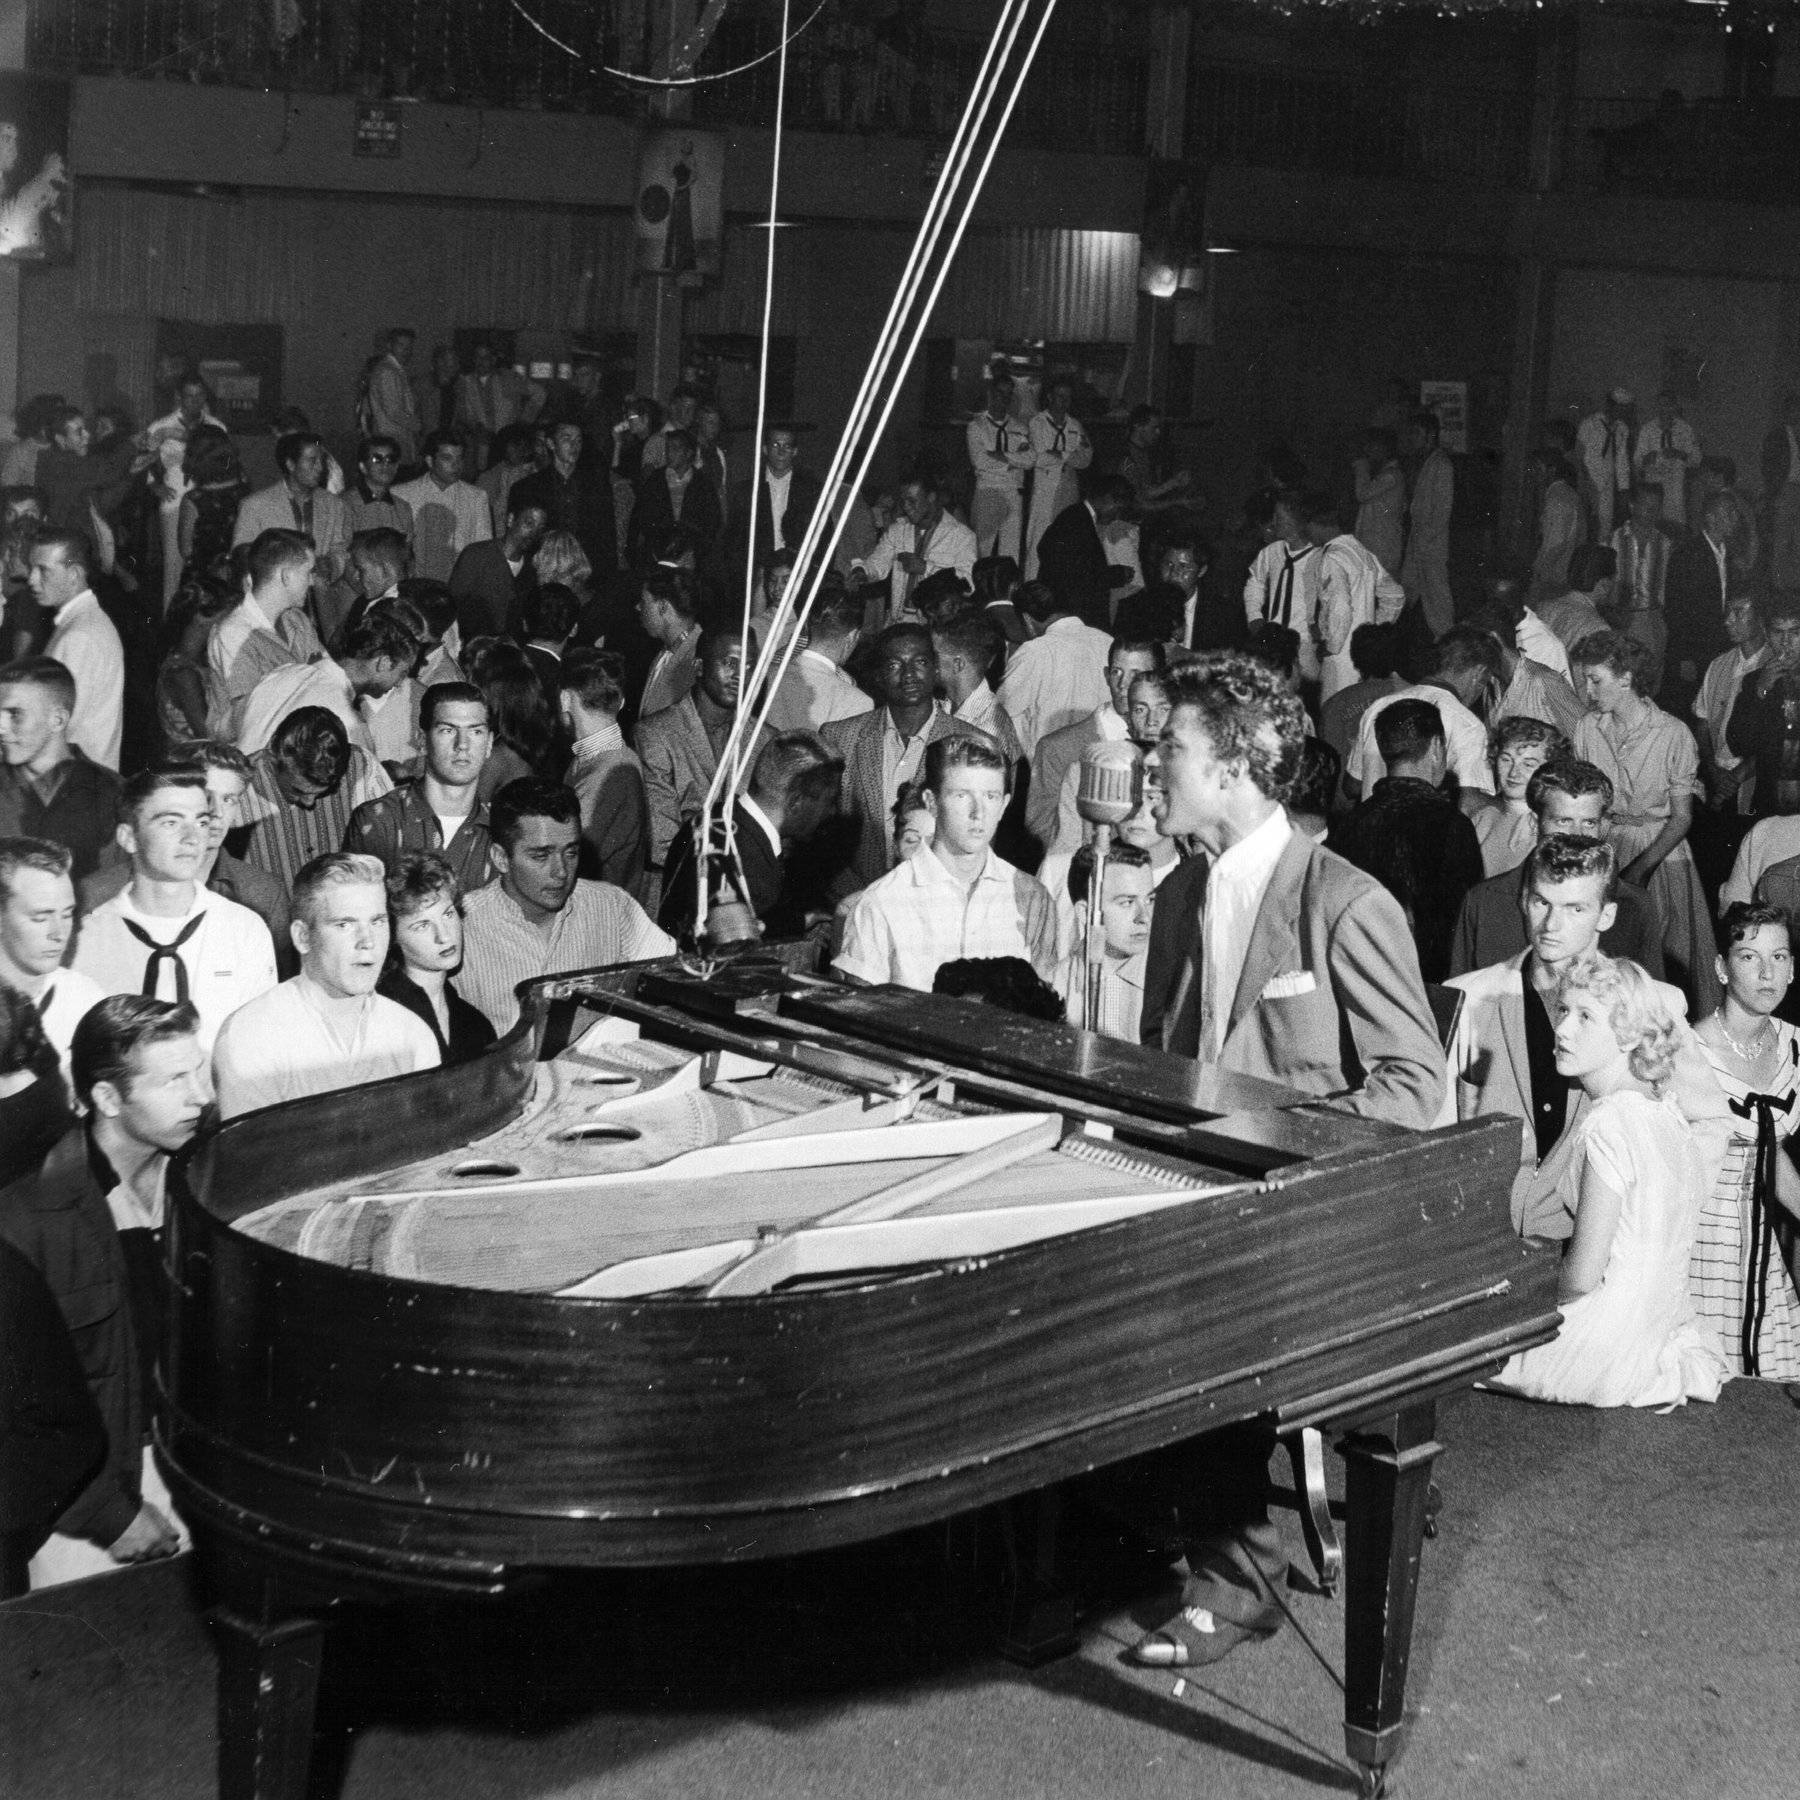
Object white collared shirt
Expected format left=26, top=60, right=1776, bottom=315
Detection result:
left=765, top=468, right=793, bottom=548
left=572, top=721, right=625, bottom=763
left=74, top=884, right=278, bottom=1050
left=46, top=589, right=124, bottom=770
left=1202, top=806, right=1293, bottom=1060
left=996, top=614, right=1113, bottom=759
left=1347, top=685, right=1496, bottom=797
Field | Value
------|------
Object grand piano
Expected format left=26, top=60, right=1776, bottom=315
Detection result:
left=160, top=955, right=1561, bottom=1799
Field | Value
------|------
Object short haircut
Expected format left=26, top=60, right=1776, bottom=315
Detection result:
left=922, top=732, right=1008, bottom=795
left=341, top=610, right=418, bottom=669
left=1013, top=579, right=1058, bottom=625
left=395, top=578, right=454, bottom=640
left=46, top=404, right=84, bottom=441
left=386, top=850, right=459, bottom=920
left=270, top=706, right=351, bottom=790
left=274, top=431, right=323, bottom=474
left=1166, top=652, right=1308, bottom=803
left=489, top=775, right=580, bottom=853
left=1766, top=590, right=1800, bottom=628
left=1247, top=622, right=1300, bottom=682
left=1108, top=636, right=1168, bottom=674
left=808, top=586, right=864, bottom=640
left=973, top=556, right=1020, bottom=603
left=0, top=834, right=72, bottom=905
left=892, top=781, right=931, bottom=829
left=932, top=956, right=1065, bottom=1021
left=118, top=763, right=209, bottom=827
left=32, top=526, right=91, bottom=581
left=1158, top=529, right=1213, bottom=565
left=359, top=435, right=401, bottom=463
left=1555, top=952, right=1679, bottom=1094
left=696, top=620, right=747, bottom=666
left=641, top=564, right=701, bottom=622
left=1349, top=621, right=1401, bottom=680
left=749, top=732, right=843, bottom=810
left=420, top=680, right=491, bottom=734
left=931, top=609, right=1001, bottom=672
left=1067, top=840, right=1151, bottom=910
left=1490, top=715, right=1568, bottom=774
left=1569, top=628, right=1653, bottom=688
left=1125, top=404, right=1161, bottom=432
left=1526, top=756, right=1613, bottom=817
left=1567, top=543, right=1616, bottom=592
left=1431, top=626, right=1505, bottom=689
left=1289, top=735, right=1342, bottom=818
left=874, top=620, right=933, bottom=662
left=246, top=527, right=314, bottom=590
left=351, top=524, right=410, bottom=569
left=291, top=851, right=388, bottom=926
left=556, top=648, right=624, bottom=717
left=523, top=582, right=580, bottom=643
left=912, top=568, right=974, bottom=624
left=422, top=428, right=464, bottom=461
left=69, top=994, right=201, bottom=1106
left=0, top=653, right=76, bottom=714
left=1525, top=833, right=1617, bottom=902
left=1374, top=697, right=1445, bottom=767
left=177, top=739, right=251, bottom=781
left=1720, top=900, right=1790, bottom=950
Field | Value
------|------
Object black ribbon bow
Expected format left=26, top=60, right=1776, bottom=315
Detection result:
left=121, top=914, right=203, bottom=1006
left=1727, top=1084, right=1796, bottom=1377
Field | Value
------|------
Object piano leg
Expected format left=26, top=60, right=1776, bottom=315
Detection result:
left=993, top=1487, right=1079, bottom=1666
left=1338, top=1403, right=1443, bottom=1799
left=208, top=1565, right=328, bottom=1800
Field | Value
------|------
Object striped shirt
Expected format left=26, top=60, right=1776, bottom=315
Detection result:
left=458, top=879, right=675, bottom=1034
left=238, top=743, right=394, bottom=896
left=834, top=845, right=1056, bottom=992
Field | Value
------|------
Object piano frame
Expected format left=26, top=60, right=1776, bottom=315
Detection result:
left=160, top=961, right=1561, bottom=1799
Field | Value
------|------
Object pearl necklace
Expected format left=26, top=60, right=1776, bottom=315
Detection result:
left=1715, top=1010, right=1775, bottom=1063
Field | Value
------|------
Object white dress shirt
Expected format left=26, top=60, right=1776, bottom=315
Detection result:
left=1201, top=807, right=1293, bottom=1060
left=854, top=513, right=978, bottom=616
left=995, top=615, right=1113, bottom=760
left=75, top=885, right=278, bottom=1050
left=45, top=590, right=124, bottom=770
left=29, top=966, right=105, bottom=1070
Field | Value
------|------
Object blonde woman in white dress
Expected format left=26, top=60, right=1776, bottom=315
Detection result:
left=1689, top=902, right=1800, bottom=1383
left=1493, top=953, right=1725, bottom=1409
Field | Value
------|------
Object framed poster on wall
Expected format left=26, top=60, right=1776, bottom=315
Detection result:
left=153, top=322, right=284, bottom=434
left=0, top=75, right=72, bottom=262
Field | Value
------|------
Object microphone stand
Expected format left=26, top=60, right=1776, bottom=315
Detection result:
left=1082, top=821, right=1112, bottom=1035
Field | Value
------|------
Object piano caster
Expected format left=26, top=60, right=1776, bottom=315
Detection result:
left=1356, top=1761, right=1388, bottom=1799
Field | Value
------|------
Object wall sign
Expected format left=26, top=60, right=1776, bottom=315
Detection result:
left=1420, top=380, right=1469, bottom=455
left=354, top=103, right=403, bottom=159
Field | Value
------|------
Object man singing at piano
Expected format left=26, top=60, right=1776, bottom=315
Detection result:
left=1129, top=652, right=1445, bottom=1669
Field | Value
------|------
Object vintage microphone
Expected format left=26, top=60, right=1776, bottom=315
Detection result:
left=1075, top=739, right=1143, bottom=1032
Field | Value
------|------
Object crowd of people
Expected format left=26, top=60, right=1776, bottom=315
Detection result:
left=1, top=341, right=1796, bottom=1691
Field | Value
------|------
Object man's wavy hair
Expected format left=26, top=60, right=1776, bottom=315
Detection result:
left=1554, top=952, right=1680, bottom=1096
left=1165, top=652, right=1307, bottom=803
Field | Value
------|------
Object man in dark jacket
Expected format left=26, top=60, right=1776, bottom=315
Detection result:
left=1328, top=698, right=1484, bottom=983
left=1033, top=473, right=1136, bottom=627
left=511, top=423, right=617, bottom=580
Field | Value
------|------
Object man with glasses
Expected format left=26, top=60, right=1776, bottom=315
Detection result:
left=344, top=436, right=415, bottom=545
left=73, top=766, right=277, bottom=1050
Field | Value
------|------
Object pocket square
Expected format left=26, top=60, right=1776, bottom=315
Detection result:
left=1260, top=971, right=1318, bottom=1001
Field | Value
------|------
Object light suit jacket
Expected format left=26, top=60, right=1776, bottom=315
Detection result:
left=1440, top=951, right=1729, bottom=1239
left=1140, top=830, right=1445, bottom=1130
left=633, top=695, right=771, bottom=869
left=820, top=705, right=980, bottom=893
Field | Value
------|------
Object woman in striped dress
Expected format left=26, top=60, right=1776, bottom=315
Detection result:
left=1690, top=902, right=1800, bottom=1383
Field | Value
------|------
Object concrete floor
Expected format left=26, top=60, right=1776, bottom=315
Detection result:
left=3, top=1380, right=1797, bottom=1800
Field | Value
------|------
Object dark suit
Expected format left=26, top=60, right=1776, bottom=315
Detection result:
left=1447, top=863, right=1665, bottom=978
left=1664, top=533, right=1731, bottom=708
left=1034, top=502, right=1130, bottom=626
left=819, top=706, right=981, bottom=894
left=658, top=802, right=784, bottom=938
left=511, top=462, right=618, bottom=578
left=449, top=539, right=532, bottom=642
left=629, top=467, right=725, bottom=570
left=1141, top=829, right=1445, bottom=1129
left=730, top=466, right=824, bottom=569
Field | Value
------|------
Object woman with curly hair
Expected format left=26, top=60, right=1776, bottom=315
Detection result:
left=1472, top=717, right=1567, bottom=877
left=1493, top=952, right=1725, bottom=1408
left=1572, top=629, right=1720, bottom=1013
